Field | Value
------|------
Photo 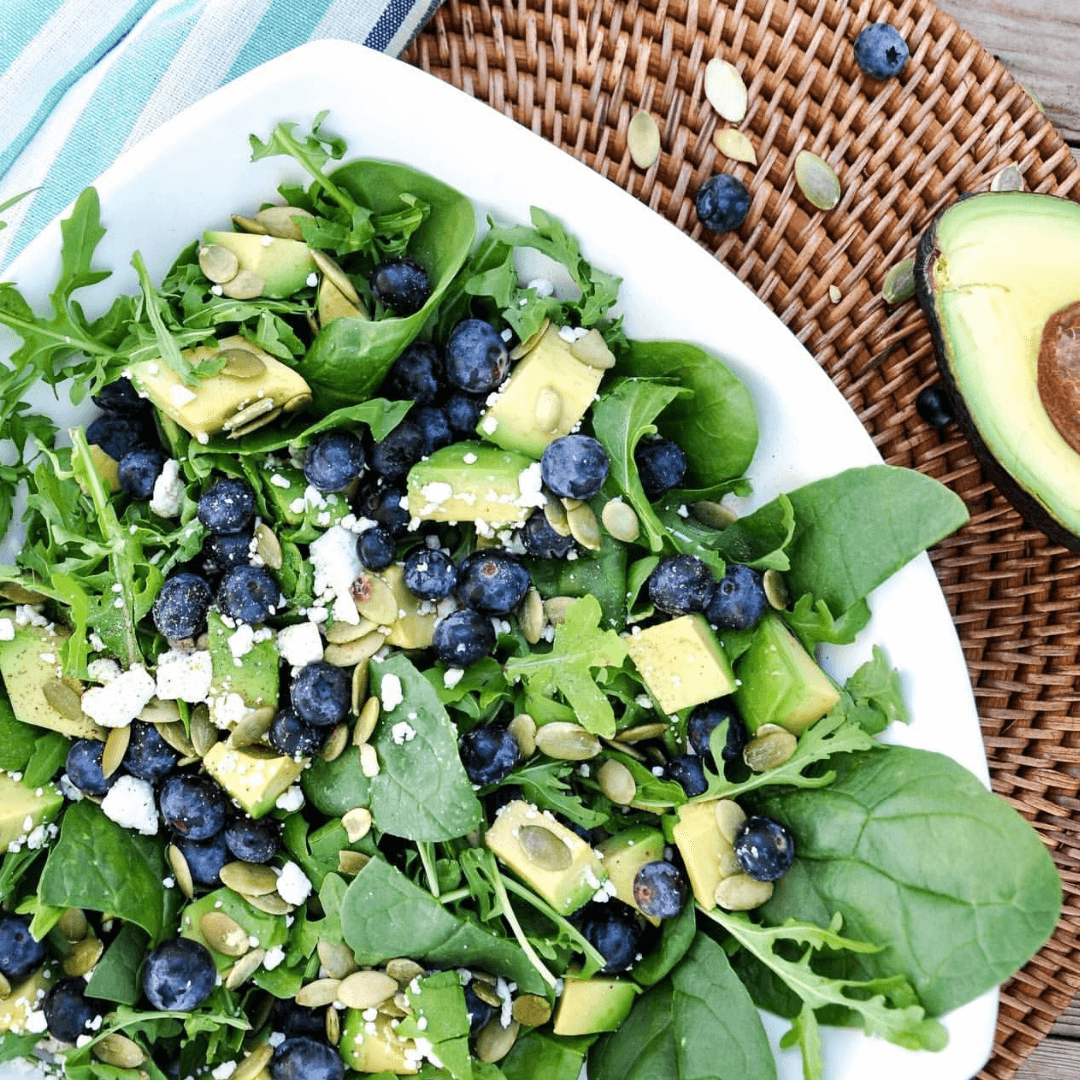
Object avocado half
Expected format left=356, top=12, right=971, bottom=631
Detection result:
left=915, top=191, right=1080, bottom=548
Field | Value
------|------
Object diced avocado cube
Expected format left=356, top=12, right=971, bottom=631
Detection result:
left=551, top=974, right=640, bottom=1036
left=733, top=612, right=841, bottom=734
left=671, top=800, right=731, bottom=911
left=406, top=443, right=540, bottom=526
left=0, top=967, right=54, bottom=1034
left=355, top=565, right=436, bottom=649
left=88, top=443, right=121, bottom=493
left=596, top=825, right=667, bottom=926
left=206, top=611, right=280, bottom=730
left=0, top=615, right=104, bottom=740
left=202, top=232, right=316, bottom=298
left=202, top=743, right=303, bottom=818
left=477, top=323, right=607, bottom=456
left=484, top=800, right=607, bottom=916
left=340, top=1009, right=418, bottom=1074
left=624, top=614, right=736, bottom=714
left=0, top=773, right=63, bottom=853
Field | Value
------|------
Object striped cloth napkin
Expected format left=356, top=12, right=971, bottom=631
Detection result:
left=0, top=0, right=442, bottom=271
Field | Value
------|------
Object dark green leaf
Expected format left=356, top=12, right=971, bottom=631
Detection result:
left=588, top=982, right=678, bottom=1080
left=631, top=896, right=696, bottom=986
left=500, top=1030, right=593, bottom=1080
left=85, top=923, right=148, bottom=1005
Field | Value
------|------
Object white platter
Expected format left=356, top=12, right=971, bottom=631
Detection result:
left=0, top=39, right=991, bottom=1080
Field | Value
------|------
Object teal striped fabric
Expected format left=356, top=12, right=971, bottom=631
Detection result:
left=0, top=0, right=443, bottom=270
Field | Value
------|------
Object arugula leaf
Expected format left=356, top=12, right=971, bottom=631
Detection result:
left=504, top=595, right=627, bottom=737
left=781, top=593, right=872, bottom=652
left=513, top=760, right=611, bottom=830
left=833, top=645, right=908, bottom=735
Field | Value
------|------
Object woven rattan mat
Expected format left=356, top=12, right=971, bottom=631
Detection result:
left=404, top=1, right=1080, bottom=1077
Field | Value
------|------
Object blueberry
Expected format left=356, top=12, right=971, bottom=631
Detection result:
left=695, top=174, right=751, bottom=233
left=303, top=429, right=366, bottom=493
left=216, top=565, right=281, bottom=624
left=159, top=774, right=228, bottom=840
left=633, top=861, right=688, bottom=920
left=290, top=661, right=351, bottom=727
left=356, top=485, right=410, bottom=538
left=686, top=700, right=747, bottom=769
left=445, top=319, right=510, bottom=394
left=647, top=555, right=715, bottom=615
left=521, top=509, right=575, bottom=559
left=916, top=384, right=955, bottom=428
left=853, top=22, right=909, bottom=80
left=456, top=552, right=531, bottom=615
left=369, top=420, right=426, bottom=482
left=578, top=902, right=645, bottom=973
left=445, top=391, right=486, bottom=435
left=142, top=937, right=216, bottom=1011
left=224, top=816, right=282, bottom=864
left=270, top=998, right=329, bottom=1041
left=733, top=815, right=796, bottom=882
left=86, top=412, right=154, bottom=461
left=541, top=435, right=610, bottom=500
left=118, top=447, right=167, bottom=501
left=432, top=609, right=496, bottom=667
left=123, top=720, right=180, bottom=782
left=705, top=564, right=766, bottom=630
left=268, top=706, right=326, bottom=759
left=667, top=754, right=708, bottom=797
left=197, top=477, right=256, bottom=535
left=270, top=1036, right=344, bottom=1080
left=463, top=981, right=495, bottom=1034
left=414, top=406, right=453, bottom=455
left=403, top=548, right=457, bottom=601
left=356, top=526, right=396, bottom=571
left=177, top=830, right=230, bottom=887
left=92, top=376, right=146, bottom=412
left=204, top=529, right=254, bottom=572
left=152, top=572, right=213, bottom=640
left=459, top=724, right=521, bottom=785
left=0, top=916, right=46, bottom=983
left=369, top=256, right=431, bottom=316
left=634, top=437, right=687, bottom=501
left=42, top=977, right=102, bottom=1043
left=384, top=341, right=444, bottom=405
left=65, top=738, right=117, bottom=797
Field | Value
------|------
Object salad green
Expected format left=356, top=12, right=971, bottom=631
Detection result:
left=0, top=114, right=1062, bottom=1080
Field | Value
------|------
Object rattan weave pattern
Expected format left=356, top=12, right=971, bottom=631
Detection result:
left=404, top=1, right=1080, bottom=1077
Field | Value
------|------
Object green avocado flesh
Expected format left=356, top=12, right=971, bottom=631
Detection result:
left=916, top=191, right=1080, bottom=546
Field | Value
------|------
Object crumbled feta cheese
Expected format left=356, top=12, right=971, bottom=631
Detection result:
left=391, top=721, right=416, bottom=745
left=149, top=458, right=185, bottom=518
left=558, top=325, right=589, bottom=342
left=227, top=623, right=256, bottom=661
left=101, top=776, right=159, bottom=835
left=275, top=861, right=312, bottom=905
left=443, top=667, right=465, bottom=690
left=155, top=649, right=213, bottom=702
left=81, top=664, right=156, bottom=727
left=263, top=945, right=286, bottom=970
left=516, top=461, right=546, bottom=508
left=526, top=277, right=555, bottom=297
left=306, top=272, right=319, bottom=288
left=277, top=621, right=324, bottom=668
left=275, top=786, right=304, bottom=812
left=309, top=525, right=365, bottom=625
left=270, top=474, right=291, bottom=488
left=0, top=618, right=13, bottom=641
left=87, top=657, right=122, bottom=684
left=381, top=673, right=404, bottom=712
left=480, top=416, right=498, bottom=435
left=211, top=1062, right=237, bottom=1079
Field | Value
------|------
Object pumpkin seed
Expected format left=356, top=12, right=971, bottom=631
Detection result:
left=354, top=695, right=380, bottom=745
left=190, top=704, right=217, bottom=756
left=93, top=1033, right=146, bottom=1069
left=0, top=973, right=9, bottom=999
left=154, top=719, right=196, bottom=758
left=220, top=860, right=279, bottom=897
left=254, top=522, right=283, bottom=570
left=200, top=911, right=252, bottom=957
left=58, top=908, right=88, bottom=943
left=246, top=891, right=295, bottom=916
left=312, top=250, right=362, bottom=306
left=43, top=678, right=87, bottom=721
left=519, top=588, right=546, bottom=646
left=717, top=844, right=742, bottom=879
left=743, top=725, right=797, bottom=772
left=542, top=494, right=572, bottom=537
left=566, top=501, right=602, bottom=551
left=534, top=722, right=602, bottom=761
left=533, top=387, right=563, bottom=431
left=602, top=737, right=645, bottom=761
left=704, top=59, right=748, bottom=122
left=601, top=499, right=639, bottom=543
left=255, top=205, right=315, bottom=241
left=0, top=582, right=47, bottom=603
left=338, top=850, right=371, bottom=876
left=63, top=936, right=103, bottom=977
left=233, top=1046, right=273, bottom=1080
left=220, top=269, right=265, bottom=300
left=715, top=873, right=774, bottom=911
left=226, top=706, right=275, bottom=749
left=386, top=958, right=426, bottom=987
left=991, top=163, right=1024, bottom=192
left=617, top=722, right=669, bottom=743
left=597, top=759, right=636, bottom=805
left=198, top=244, right=240, bottom=284
left=391, top=990, right=414, bottom=1015
left=338, top=970, right=400, bottom=1010
left=510, top=319, right=549, bottom=360
left=762, top=569, right=788, bottom=610
left=829, top=284, right=843, bottom=303
left=223, top=397, right=278, bottom=433
left=689, top=501, right=737, bottom=529
left=167, top=844, right=195, bottom=900
left=224, top=947, right=266, bottom=990
left=317, top=941, right=359, bottom=980
left=882, top=258, right=916, bottom=304
left=471, top=980, right=503, bottom=1007
left=102, top=725, right=130, bottom=779
left=320, top=723, right=349, bottom=762
left=296, top=978, right=343, bottom=1008
left=351, top=659, right=371, bottom=716
left=327, top=617, right=380, bottom=644
left=325, top=1005, right=341, bottom=1044
left=512, top=993, right=554, bottom=1027
left=714, top=799, right=747, bottom=845
left=794, top=151, right=841, bottom=211
left=476, top=1017, right=520, bottom=1063
left=627, top=110, right=661, bottom=169
left=218, top=348, right=267, bottom=379
left=518, top=825, right=573, bottom=871
left=713, top=128, right=757, bottom=165
left=342, top=807, right=373, bottom=843
left=508, top=712, right=537, bottom=759
left=323, top=630, right=388, bottom=667
left=542, top=596, right=575, bottom=626
left=352, top=573, right=399, bottom=625
left=231, top=214, right=269, bottom=235
left=359, top=742, right=380, bottom=778
left=569, top=329, right=616, bottom=370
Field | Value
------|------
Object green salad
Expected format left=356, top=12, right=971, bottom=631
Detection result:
left=0, top=115, right=1063, bottom=1080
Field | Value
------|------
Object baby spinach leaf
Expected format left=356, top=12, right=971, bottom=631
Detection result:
left=85, top=923, right=148, bottom=1005
left=589, top=981, right=678, bottom=1080
left=630, top=896, right=696, bottom=986
left=710, top=494, right=795, bottom=571
left=301, top=744, right=370, bottom=816
left=524, top=532, right=627, bottom=630
left=21, top=731, right=69, bottom=788
left=501, top=1030, right=594, bottom=1080
left=757, top=745, right=1063, bottom=1016
left=398, top=970, right=472, bottom=1080
left=0, top=691, right=38, bottom=773
left=368, top=654, right=483, bottom=841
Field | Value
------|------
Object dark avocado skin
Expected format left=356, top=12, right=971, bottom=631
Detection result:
left=914, top=193, right=1080, bottom=552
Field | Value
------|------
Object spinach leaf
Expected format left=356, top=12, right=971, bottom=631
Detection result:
left=500, top=1030, right=593, bottom=1080
left=340, top=856, right=548, bottom=995
left=524, top=531, right=628, bottom=631
left=588, top=981, right=678, bottom=1080
left=630, top=895, right=696, bottom=986
left=21, top=731, right=69, bottom=788
left=757, top=745, right=1063, bottom=1016
left=0, top=691, right=38, bottom=773
left=38, top=800, right=168, bottom=942
left=85, top=923, right=148, bottom=1005
left=398, top=970, right=472, bottom=1080
left=0, top=1032, right=40, bottom=1064
left=301, top=742, right=370, bottom=816
left=618, top=340, right=758, bottom=493
left=369, top=654, right=483, bottom=841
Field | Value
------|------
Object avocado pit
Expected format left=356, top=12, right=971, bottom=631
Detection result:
left=1038, top=301, right=1080, bottom=455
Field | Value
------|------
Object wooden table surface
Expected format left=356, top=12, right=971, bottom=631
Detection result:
left=930, top=2, right=1078, bottom=1077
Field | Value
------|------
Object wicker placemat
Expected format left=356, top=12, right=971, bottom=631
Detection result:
left=404, top=1, right=1080, bottom=1077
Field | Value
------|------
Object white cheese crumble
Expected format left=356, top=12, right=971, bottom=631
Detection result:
left=81, top=664, right=156, bottom=727
left=526, top=277, right=555, bottom=297
left=309, top=524, right=364, bottom=625
left=101, top=776, right=159, bottom=835
left=391, top=721, right=416, bottom=745
left=0, top=618, right=13, bottom=641
left=443, top=667, right=465, bottom=690
left=277, top=622, right=324, bottom=668
left=211, top=1062, right=237, bottom=1079
left=275, top=861, right=312, bottom=905
left=558, top=325, right=589, bottom=342
left=275, top=785, right=304, bottom=812
left=381, top=674, right=404, bottom=712
left=149, top=458, right=185, bottom=518
left=87, top=657, right=122, bottom=684
left=263, top=945, right=286, bottom=970
left=155, top=649, right=213, bottom=702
